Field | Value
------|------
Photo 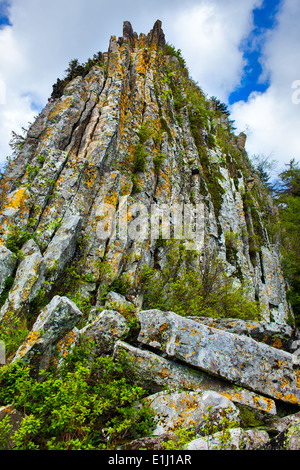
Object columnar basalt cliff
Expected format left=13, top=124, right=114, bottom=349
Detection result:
left=0, top=21, right=299, bottom=450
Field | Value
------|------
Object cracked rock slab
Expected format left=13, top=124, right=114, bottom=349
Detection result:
left=114, top=340, right=277, bottom=416
left=138, top=309, right=300, bottom=405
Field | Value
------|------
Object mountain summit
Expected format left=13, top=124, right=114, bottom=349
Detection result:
left=0, top=21, right=299, bottom=450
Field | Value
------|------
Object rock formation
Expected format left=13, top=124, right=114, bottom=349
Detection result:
left=0, top=21, right=299, bottom=450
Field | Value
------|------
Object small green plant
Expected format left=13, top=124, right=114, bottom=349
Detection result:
left=161, top=427, right=196, bottom=450
left=0, top=317, right=29, bottom=359
left=6, top=225, right=34, bottom=255
left=132, top=143, right=147, bottom=173
left=153, top=152, right=165, bottom=173
left=0, top=415, right=13, bottom=450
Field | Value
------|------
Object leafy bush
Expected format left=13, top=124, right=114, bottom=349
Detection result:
left=0, top=343, right=155, bottom=450
left=0, top=317, right=29, bottom=359
left=6, top=225, right=34, bottom=255
left=140, top=241, right=262, bottom=320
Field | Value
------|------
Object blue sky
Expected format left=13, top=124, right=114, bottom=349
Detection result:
left=0, top=1, right=10, bottom=27
left=228, top=0, right=282, bottom=104
left=0, top=0, right=299, bottom=173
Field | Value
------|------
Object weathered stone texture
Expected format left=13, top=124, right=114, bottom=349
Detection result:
left=12, top=296, right=83, bottom=370
left=138, top=309, right=300, bottom=405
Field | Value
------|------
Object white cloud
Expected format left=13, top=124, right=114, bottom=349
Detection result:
left=169, top=0, right=263, bottom=101
left=230, top=0, right=300, bottom=169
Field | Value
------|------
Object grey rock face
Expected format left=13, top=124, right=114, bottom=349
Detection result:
left=79, top=309, right=129, bottom=354
left=114, top=340, right=277, bottom=416
left=186, top=427, right=270, bottom=451
left=187, top=317, right=298, bottom=352
left=138, top=309, right=300, bottom=405
left=0, top=240, right=45, bottom=322
left=0, top=244, right=16, bottom=296
left=43, top=214, right=82, bottom=281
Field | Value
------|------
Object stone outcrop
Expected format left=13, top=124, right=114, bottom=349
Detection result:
left=114, top=340, right=277, bottom=417
left=144, top=390, right=241, bottom=436
left=186, top=427, right=270, bottom=451
left=11, top=296, right=83, bottom=374
left=0, top=240, right=45, bottom=323
left=0, top=20, right=299, bottom=450
left=0, top=244, right=16, bottom=296
left=138, top=309, right=300, bottom=405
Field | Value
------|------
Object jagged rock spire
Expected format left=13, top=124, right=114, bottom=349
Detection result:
left=120, top=20, right=166, bottom=49
left=122, top=20, right=137, bottom=46
left=148, top=19, right=166, bottom=49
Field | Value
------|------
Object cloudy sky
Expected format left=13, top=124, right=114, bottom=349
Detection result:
left=0, top=0, right=299, bottom=175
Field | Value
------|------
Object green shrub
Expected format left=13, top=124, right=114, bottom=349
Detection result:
left=140, top=241, right=262, bottom=320
left=0, top=345, right=155, bottom=450
left=0, top=318, right=29, bottom=359
left=6, top=225, right=34, bottom=255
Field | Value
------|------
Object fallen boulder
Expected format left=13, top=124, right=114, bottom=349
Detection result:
left=114, top=340, right=277, bottom=417
left=12, top=296, right=83, bottom=373
left=186, top=317, right=298, bottom=352
left=144, top=390, right=241, bottom=436
left=138, top=310, right=300, bottom=405
left=185, top=427, right=270, bottom=450
left=79, top=309, right=129, bottom=354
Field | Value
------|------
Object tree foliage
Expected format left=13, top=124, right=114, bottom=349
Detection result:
left=51, top=52, right=103, bottom=100
left=275, top=159, right=300, bottom=324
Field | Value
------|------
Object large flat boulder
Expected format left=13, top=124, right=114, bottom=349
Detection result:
left=138, top=310, right=300, bottom=405
left=114, top=341, right=277, bottom=416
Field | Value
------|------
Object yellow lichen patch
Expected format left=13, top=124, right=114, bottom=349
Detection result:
left=104, top=190, right=119, bottom=207
left=159, top=323, right=169, bottom=332
left=48, top=96, right=75, bottom=121
left=16, top=329, right=42, bottom=358
left=135, top=48, right=149, bottom=77
left=3, top=187, right=28, bottom=211
left=158, top=368, right=172, bottom=379
left=272, top=337, right=284, bottom=350
left=57, top=330, right=77, bottom=360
